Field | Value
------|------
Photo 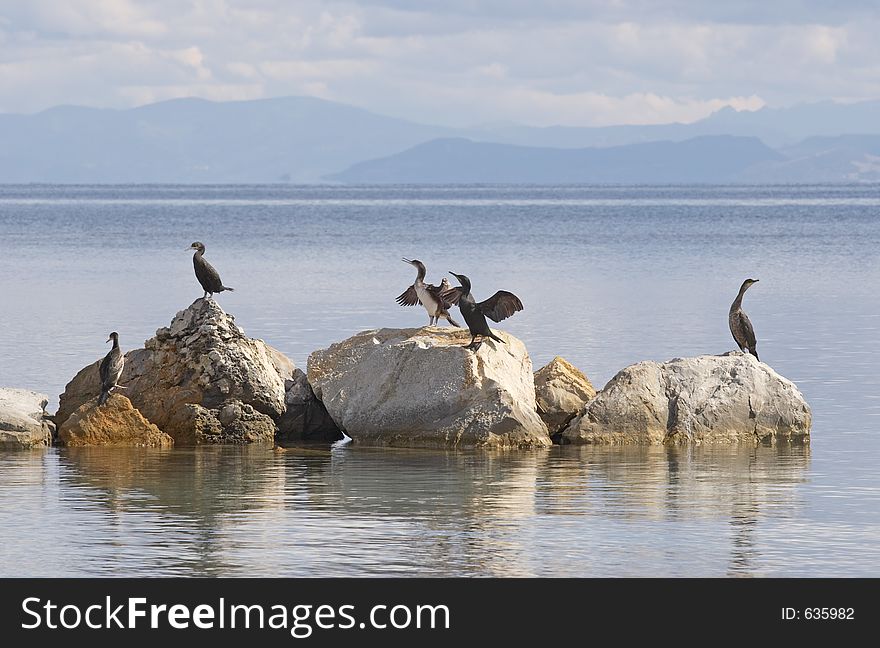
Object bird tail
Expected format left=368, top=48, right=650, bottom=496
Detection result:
left=222, top=286, right=235, bottom=292
left=488, top=331, right=505, bottom=344
left=749, top=348, right=760, bottom=362
left=444, top=314, right=461, bottom=327
left=98, top=390, right=110, bottom=405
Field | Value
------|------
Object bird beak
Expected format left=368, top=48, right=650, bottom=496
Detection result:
left=402, top=257, right=412, bottom=264
left=185, top=246, right=193, bottom=251
left=106, top=338, right=112, bottom=343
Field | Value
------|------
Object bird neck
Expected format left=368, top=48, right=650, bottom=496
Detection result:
left=111, top=338, right=119, bottom=350
left=413, top=265, right=426, bottom=283
left=731, top=285, right=749, bottom=310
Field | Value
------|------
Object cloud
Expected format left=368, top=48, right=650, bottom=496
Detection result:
left=0, top=0, right=877, bottom=126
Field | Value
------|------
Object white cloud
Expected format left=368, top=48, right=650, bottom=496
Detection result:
left=0, top=0, right=876, bottom=126
left=259, top=58, right=375, bottom=80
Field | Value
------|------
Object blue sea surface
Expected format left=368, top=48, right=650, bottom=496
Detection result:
left=0, top=184, right=878, bottom=576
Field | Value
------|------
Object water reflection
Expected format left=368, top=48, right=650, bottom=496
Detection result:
left=0, top=445, right=814, bottom=577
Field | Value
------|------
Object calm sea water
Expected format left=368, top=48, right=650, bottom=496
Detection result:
left=0, top=184, right=878, bottom=577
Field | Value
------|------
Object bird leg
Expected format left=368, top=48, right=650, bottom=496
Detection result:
left=465, top=334, right=483, bottom=351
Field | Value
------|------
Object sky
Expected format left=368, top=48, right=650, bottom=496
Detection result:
left=0, top=1, right=878, bottom=127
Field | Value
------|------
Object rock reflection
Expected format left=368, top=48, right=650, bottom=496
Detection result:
left=535, top=444, right=811, bottom=576
left=23, top=443, right=812, bottom=577
left=56, top=446, right=299, bottom=576
left=292, top=447, right=551, bottom=576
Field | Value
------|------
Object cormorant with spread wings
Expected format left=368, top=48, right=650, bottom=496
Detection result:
left=442, top=272, right=523, bottom=350
left=396, top=258, right=460, bottom=327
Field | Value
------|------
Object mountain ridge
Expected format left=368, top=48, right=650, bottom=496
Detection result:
left=327, top=135, right=786, bottom=184
left=1, top=95, right=878, bottom=183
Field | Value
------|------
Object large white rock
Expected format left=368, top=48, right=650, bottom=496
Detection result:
left=560, top=352, right=811, bottom=445
left=0, top=388, right=55, bottom=449
left=307, top=327, right=551, bottom=448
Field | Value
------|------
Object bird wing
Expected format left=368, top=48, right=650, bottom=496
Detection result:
left=478, top=290, right=524, bottom=322
left=99, top=350, right=124, bottom=389
left=396, top=285, right=420, bottom=307
left=194, top=256, right=224, bottom=293
left=439, top=286, right=465, bottom=306
left=736, top=311, right=757, bottom=349
left=99, top=353, right=111, bottom=386
left=425, top=283, right=452, bottom=309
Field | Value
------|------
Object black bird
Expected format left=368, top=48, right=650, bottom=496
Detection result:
left=188, top=241, right=234, bottom=299
left=442, top=272, right=523, bottom=350
left=98, top=332, right=125, bottom=405
left=729, top=278, right=760, bottom=361
left=396, top=258, right=460, bottom=327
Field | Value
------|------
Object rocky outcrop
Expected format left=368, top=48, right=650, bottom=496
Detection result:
left=308, top=327, right=550, bottom=448
left=533, top=356, right=596, bottom=437
left=0, top=388, right=55, bottom=449
left=58, top=394, right=173, bottom=447
left=56, top=298, right=294, bottom=445
left=277, top=369, right=343, bottom=444
left=560, top=352, right=811, bottom=445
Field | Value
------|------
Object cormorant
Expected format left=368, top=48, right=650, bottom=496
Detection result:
left=188, top=242, right=234, bottom=299
left=442, top=272, right=523, bottom=350
left=729, top=278, right=760, bottom=361
left=396, top=258, right=461, bottom=327
left=99, top=332, right=125, bottom=405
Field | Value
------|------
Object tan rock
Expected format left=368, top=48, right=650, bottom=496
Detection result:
left=560, top=352, right=812, bottom=445
left=533, top=356, right=596, bottom=436
left=58, top=394, right=173, bottom=447
left=308, top=327, right=550, bottom=449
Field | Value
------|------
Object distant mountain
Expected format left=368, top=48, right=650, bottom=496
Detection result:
left=0, top=96, right=456, bottom=183
left=0, top=96, right=878, bottom=183
left=481, top=100, right=880, bottom=149
left=739, top=134, right=880, bottom=182
left=327, top=135, right=785, bottom=184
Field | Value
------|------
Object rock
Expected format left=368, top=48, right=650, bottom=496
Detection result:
left=308, top=327, right=551, bottom=448
left=56, top=298, right=293, bottom=445
left=58, top=394, right=174, bottom=447
left=0, top=388, right=55, bottom=449
left=533, top=356, right=596, bottom=437
left=560, top=352, right=812, bottom=445
left=277, top=369, right=343, bottom=444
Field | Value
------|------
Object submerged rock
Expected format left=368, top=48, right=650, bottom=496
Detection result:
left=58, top=394, right=173, bottom=447
left=560, top=352, right=811, bottom=445
left=277, top=369, right=343, bottom=444
left=533, top=356, right=596, bottom=437
left=308, top=327, right=550, bottom=448
left=56, top=298, right=294, bottom=445
left=0, top=388, right=55, bottom=449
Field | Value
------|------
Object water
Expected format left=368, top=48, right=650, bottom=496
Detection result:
left=1, top=184, right=878, bottom=577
